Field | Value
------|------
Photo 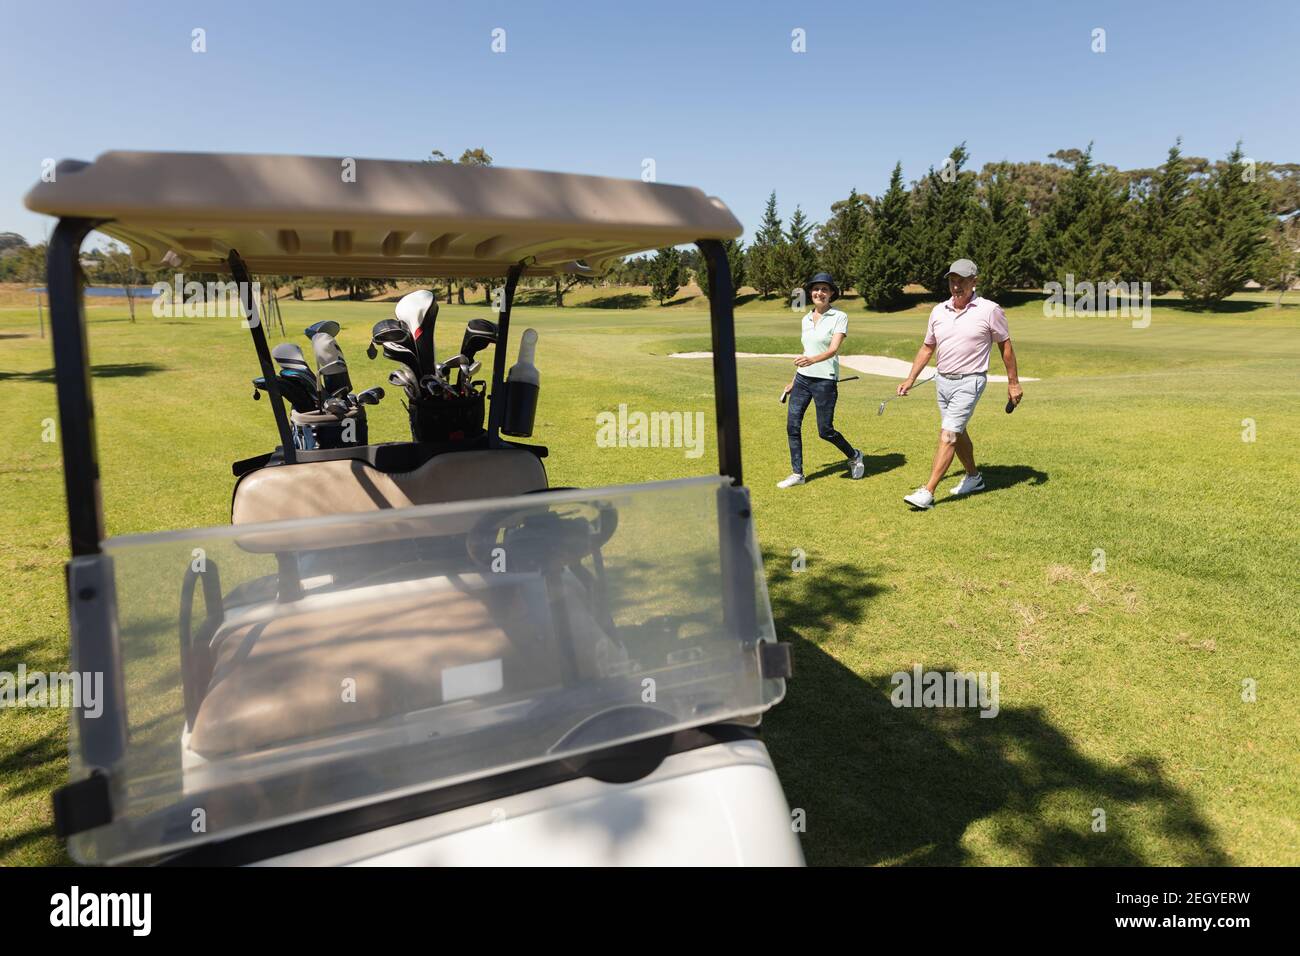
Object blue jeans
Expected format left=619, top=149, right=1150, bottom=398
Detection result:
left=787, top=373, right=855, bottom=474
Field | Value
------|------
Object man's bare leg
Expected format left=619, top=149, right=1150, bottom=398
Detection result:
left=954, top=429, right=978, bottom=476
left=925, top=430, right=958, bottom=493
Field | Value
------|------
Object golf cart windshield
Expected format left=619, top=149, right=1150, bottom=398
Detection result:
left=67, top=476, right=779, bottom=864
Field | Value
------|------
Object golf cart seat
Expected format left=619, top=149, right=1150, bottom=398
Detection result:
left=185, top=569, right=608, bottom=758
left=232, top=448, right=548, bottom=529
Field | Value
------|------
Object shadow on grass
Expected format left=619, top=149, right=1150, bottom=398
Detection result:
left=1154, top=296, right=1278, bottom=314
left=661, top=294, right=698, bottom=307
left=586, top=292, right=652, bottom=310
left=0, top=333, right=34, bottom=340
left=759, top=554, right=1228, bottom=865
left=0, top=362, right=167, bottom=383
left=0, top=724, right=68, bottom=800
left=803, top=452, right=906, bottom=483
left=931, top=464, right=1048, bottom=506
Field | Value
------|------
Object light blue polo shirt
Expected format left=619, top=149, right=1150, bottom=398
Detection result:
left=797, top=308, right=848, bottom=380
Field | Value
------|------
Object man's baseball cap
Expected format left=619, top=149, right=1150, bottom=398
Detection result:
left=944, top=259, right=978, bottom=278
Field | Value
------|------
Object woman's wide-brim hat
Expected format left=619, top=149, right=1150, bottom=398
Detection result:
left=804, top=272, right=840, bottom=302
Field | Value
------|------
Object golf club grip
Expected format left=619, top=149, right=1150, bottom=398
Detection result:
left=1006, top=399, right=1017, bottom=413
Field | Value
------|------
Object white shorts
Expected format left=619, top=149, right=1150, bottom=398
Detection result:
left=935, top=373, right=987, bottom=433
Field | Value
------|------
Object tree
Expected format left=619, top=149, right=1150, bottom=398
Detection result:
left=0, top=232, right=28, bottom=257
left=553, top=272, right=591, bottom=307
left=1031, top=143, right=1128, bottom=283
left=956, top=163, right=1032, bottom=301
left=1256, top=220, right=1299, bottom=306
left=695, top=238, right=746, bottom=302
left=1175, top=144, right=1274, bottom=307
left=773, top=206, right=817, bottom=300
left=747, top=191, right=786, bottom=298
left=1124, top=141, right=1192, bottom=294
left=853, top=162, right=912, bottom=310
left=905, top=143, right=977, bottom=293
left=101, top=243, right=141, bottom=322
left=648, top=247, right=683, bottom=305
left=816, top=189, right=866, bottom=291
left=426, top=147, right=495, bottom=302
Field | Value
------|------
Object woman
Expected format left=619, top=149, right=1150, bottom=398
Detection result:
left=778, top=272, right=865, bottom=487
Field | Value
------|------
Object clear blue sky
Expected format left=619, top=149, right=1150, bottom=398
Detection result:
left=2, top=0, right=1296, bottom=246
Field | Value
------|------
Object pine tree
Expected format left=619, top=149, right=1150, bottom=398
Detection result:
left=747, top=191, right=786, bottom=298
left=905, top=143, right=977, bottom=293
left=1175, top=144, right=1273, bottom=307
left=1031, top=143, right=1127, bottom=283
left=1124, top=141, right=1192, bottom=294
left=695, top=239, right=746, bottom=302
left=956, top=164, right=1031, bottom=301
left=649, top=246, right=683, bottom=305
left=853, top=162, right=912, bottom=310
left=775, top=206, right=818, bottom=298
left=816, top=189, right=867, bottom=293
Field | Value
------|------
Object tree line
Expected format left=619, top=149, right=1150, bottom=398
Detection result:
left=5, top=142, right=1296, bottom=311
left=654, top=142, right=1298, bottom=309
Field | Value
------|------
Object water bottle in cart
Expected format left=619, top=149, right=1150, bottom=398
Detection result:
left=502, top=328, right=540, bottom=437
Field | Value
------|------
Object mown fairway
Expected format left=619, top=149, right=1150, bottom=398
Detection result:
left=2, top=289, right=1297, bottom=865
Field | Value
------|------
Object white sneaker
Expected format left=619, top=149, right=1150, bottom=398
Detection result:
left=949, top=473, right=985, bottom=496
left=849, top=450, right=865, bottom=480
left=903, top=487, right=935, bottom=510
left=777, top=473, right=805, bottom=488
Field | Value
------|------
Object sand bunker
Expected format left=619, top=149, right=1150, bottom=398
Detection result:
left=669, top=352, right=1037, bottom=383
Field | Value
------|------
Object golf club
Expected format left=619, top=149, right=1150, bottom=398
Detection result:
left=394, top=290, right=438, bottom=373
left=437, top=354, right=467, bottom=383
left=460, top=317, right=499, bottom=363
left=458, top=360, right=481, bottom=396
left=304, top=320, right=340, bottom=339
left=272, top=342, right=312, bottom=373
left=420, top=372, right=457, bottom=399
left=1006, top=397, right=1019, bottom=414
left=388, top=367, right=421, bottom=402
left=368, top=319, right=423, bottom=377
left=876, top=374, right=935, bottom=415
left=310, top=330, right=352, bottom=398
left=355, top=387, right=384, bottom=406
left=322, top=396, right=350, bottom=418
left=275, top=369, right=321, bottom=413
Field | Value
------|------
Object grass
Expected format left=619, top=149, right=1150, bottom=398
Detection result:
left=1, top=289, right=1297, bottom=866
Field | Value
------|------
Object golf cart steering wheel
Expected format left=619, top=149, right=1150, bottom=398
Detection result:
left=466, top=499, right=618, bottom=573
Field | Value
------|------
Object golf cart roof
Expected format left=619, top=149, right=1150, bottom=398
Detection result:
left=24, top=151, right=742, bottom=278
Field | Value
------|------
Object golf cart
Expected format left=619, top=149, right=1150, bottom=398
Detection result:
left=27, top=151, right=800, bottom=866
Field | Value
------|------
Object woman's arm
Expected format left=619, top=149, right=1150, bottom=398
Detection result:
left=794, top=332, right=846, bottom=367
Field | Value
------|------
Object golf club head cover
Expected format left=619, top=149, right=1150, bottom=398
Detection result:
left=395, top=290, right=437, bottom=373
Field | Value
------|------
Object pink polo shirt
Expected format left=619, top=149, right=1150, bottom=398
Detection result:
left=924, top=294, right=1010, bottom=374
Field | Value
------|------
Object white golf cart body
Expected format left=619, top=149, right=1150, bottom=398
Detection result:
left=27, top=153, right=801, bottom=866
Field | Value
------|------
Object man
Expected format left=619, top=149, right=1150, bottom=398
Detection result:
left=898, top=259, right=1023, bottom=510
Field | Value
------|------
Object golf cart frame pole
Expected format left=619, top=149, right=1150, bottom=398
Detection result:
left=48, top=216, right=108, bottom=556
left=487, top=262, right=526, bottom=443
left=697, top=239, right=743, bottom=486
left=696, top=239, right=759, bottom=649
left=46, top=217, right=129, bottom=829
left=227, top=250, right=296, bottom=463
